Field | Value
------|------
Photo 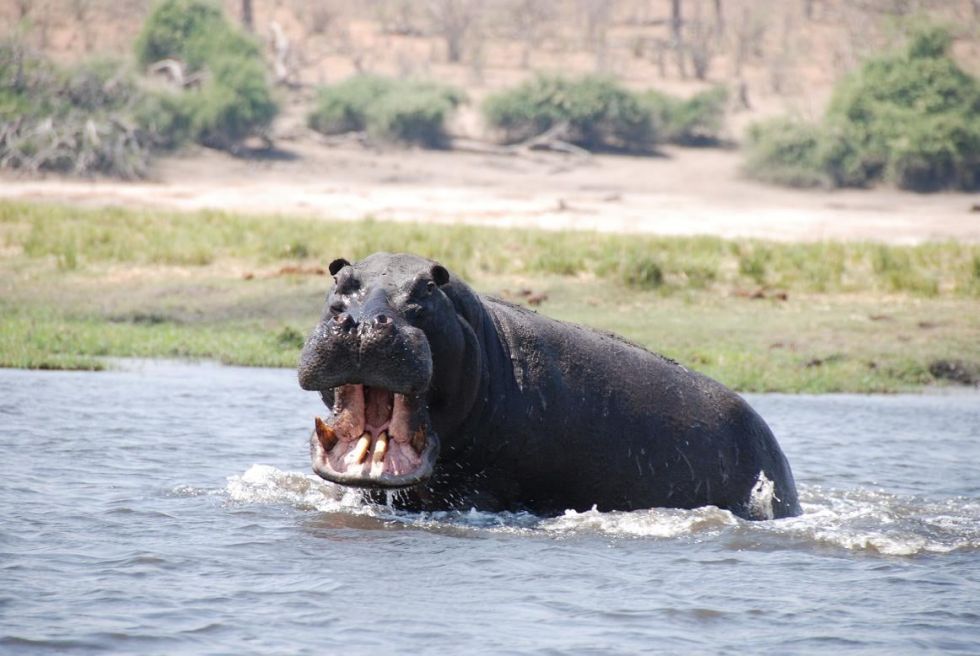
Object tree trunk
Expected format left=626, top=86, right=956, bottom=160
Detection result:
left=671, top=0, right=683, bottom=43
left=671, top=0, right=687, bottom=78
left=242, top=0, right=254, bottom=32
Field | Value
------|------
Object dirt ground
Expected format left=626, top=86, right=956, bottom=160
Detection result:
left=3, top=1, right=978, bottom=243
left=2, top=137, right=978, bottom=244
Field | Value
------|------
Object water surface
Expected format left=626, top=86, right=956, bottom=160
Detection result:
left=1, top=361, right=978, bottom=653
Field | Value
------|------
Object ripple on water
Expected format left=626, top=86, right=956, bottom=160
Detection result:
left=211, top=465, right=980, bottom=556
left=3, top=366, right=979, bottom=654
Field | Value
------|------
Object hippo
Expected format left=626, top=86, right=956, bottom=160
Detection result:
left=298, top=252, right=801, bottom=520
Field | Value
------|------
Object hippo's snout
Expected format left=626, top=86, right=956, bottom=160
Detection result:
left=297, top=310, right=433, bottom=396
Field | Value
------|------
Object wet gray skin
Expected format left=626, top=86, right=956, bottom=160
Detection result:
left=298, top=252, right=801, bottom=519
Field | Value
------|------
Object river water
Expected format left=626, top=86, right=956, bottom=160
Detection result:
left=1, top=361, right=978, bottom=654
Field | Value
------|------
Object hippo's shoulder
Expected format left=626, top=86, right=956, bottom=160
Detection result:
left=481, top=294, right=681, bottom=367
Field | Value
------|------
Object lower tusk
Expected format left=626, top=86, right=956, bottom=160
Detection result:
left=351, top=433, right=370, bottom=464
left=410, top=428, right=426, bottom=454
left=373, top=431, right=389, bottom=462
left=314, top=417, right=337, bottom=451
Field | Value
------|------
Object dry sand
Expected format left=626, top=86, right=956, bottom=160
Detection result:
left=2, top=140, right=978, bottom=244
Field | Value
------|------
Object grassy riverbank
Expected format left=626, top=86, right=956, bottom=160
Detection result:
left=1, top=200, right=978, bottom=392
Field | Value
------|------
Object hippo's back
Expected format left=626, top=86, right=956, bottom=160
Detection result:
left=481, top=298, right=800, bottom=519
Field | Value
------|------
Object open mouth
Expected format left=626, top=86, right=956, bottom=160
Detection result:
left=310, top=384, right=438, bottom=488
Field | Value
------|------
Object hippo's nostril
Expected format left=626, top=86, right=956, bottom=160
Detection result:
left=375, top=314, right=390, bottom=325
left=334, top=313, right=355, bottom=330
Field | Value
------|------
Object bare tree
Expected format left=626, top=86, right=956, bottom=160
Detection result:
left=14, top=0, right=32, bottom=21
left=687, top=1, right=718, bottom=80
left=579, top=0, right=616, bottom=70
left=729, top=1, right=769, bottom=77
left=241, top=0, right=254, bottom=32
left=269, top=22, right=293, bottom=86
left=511, top=0, right=555, bottom=69
left=671, top=0, right=688, bottom=78
left=769, top=6, right=800, bottom=95
left=371, top=0, right=423, bottom=36
left=71, top=0, right=97, bottom=51
left=428, top=0, right=480, bottom=63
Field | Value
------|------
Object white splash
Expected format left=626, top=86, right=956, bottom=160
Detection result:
left=770, top=488, right=980, bottom=556
left=541, top=505, right=737, bottom=538
left=225, top=464, right=366, bottom=512
left=748, top=470, right=775, bottom=520
left=179, top=467, right=980, bottom=557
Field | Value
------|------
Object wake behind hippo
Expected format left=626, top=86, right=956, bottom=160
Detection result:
left=298, top=252, right=800, bottom=520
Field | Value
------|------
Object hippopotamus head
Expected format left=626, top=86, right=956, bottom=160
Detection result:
left=298, top=253, right=481, bottom=490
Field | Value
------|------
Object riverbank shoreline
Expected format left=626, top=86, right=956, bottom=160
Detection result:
left=2, top=200, right=977, bottom=393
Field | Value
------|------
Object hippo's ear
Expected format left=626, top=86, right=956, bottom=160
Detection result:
left=328, top=258, right=351, bottom=277
left=431, top=264, right=450, bottom=286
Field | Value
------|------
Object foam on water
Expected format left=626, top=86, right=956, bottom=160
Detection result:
left=212, top=464, right=980, bottom=556
left=224, top=464, right=366, bottom=512
left=747, top=470, right=775, bottom=520
left=778, top=487, right=980, bottom=556
left=540, top=505, right=738, bottom=538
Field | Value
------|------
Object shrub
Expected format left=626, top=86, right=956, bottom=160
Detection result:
left=745, top=24, right=980, bottom=192
left=133, top=89, right=195, bottom=149
left=742, top=117, right=828, bottom=188
left=308, top=75, right=393, bottom=134
left=365, top=88, right=459, bottom=147
left=620, top=253, right=665, bottom=289
left=482, top=74, right=655, bottom=151
left=643, top=85, right=728, bottom=145
left=134, top=0, right=276, bottom=149
left=0, top=39, right=159, bottom=179
left=135, top=0, right=260, bottom=72
left=186, top=55, right=278, bottom=148
left=308, top=76, right=463, bottom=147
left=886, top=115, right=980, bottom=191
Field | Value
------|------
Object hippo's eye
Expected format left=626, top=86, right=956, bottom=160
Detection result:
left=412, top=278, right=436, bottom=299
left=335, top=275, right=359, bottom=295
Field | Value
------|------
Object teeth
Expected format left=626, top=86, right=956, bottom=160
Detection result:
left=314, top=417, right=337, bottom=451
left=368, top=432, right=388, bottom=478
left=350, top=433, right=370, bottom=464
left=410, top=429, right=426, bottom=454
left=373, top=431, right=388, bottom=462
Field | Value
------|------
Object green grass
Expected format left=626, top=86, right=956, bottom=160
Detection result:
left=0, top=308, right=304, bottom=369
left=1, top=200, right=978, bottom=392
left=2, top=201, right=978, bottom=297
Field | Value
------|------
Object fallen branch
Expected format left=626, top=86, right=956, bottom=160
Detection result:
left=449, top=122, right=592, bottom=160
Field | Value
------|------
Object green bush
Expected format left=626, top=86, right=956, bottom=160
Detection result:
left=0, top=39, right=159, bottom=178
left=745, top=24, right=980, bottom=192
left=308, top=76, right=463, bottom=147
left=742, top=117, right=828, bottom=188
left=134, top=0, right=276, bottom=149
left=0, top=37, right=57, bottom=120
left=135, top=0, right=260, bottom=72
left=366, top=88, right=458, bottom=147
left=187, top=55, right=278, bottom=148
left=643, top=86, right=728, bottom=145
left=308, top=75, right=393, bottom=134
left=482, top=74, right=655, bottom=151
left=132, top=89, right=194, bottom=149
